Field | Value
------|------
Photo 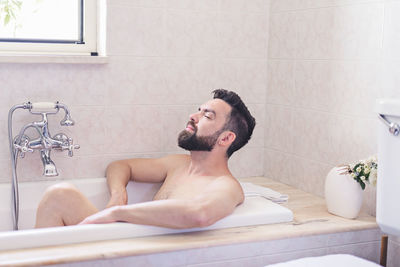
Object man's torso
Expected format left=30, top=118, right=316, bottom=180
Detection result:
left=152, top=155, right=237, bottom=201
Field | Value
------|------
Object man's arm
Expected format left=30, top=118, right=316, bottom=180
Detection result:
left=106, top=154, right=188, bottom=208
left=80, top=177, right=244, bottom=229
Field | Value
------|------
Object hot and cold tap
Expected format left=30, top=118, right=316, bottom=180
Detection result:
left=12, top=102, right=80, bottom=177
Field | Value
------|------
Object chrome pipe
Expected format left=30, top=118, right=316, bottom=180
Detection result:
left=8, top=103, right=30, bottom=231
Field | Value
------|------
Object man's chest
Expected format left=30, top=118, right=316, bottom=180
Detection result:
left=152, top=173, right=214, bottom=200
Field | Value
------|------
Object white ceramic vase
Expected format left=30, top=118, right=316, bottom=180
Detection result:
left=325, top=167, right=363, bottom=219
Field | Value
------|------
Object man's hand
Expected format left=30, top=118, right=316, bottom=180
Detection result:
left=106, top=189, right=127, bottom=208
left=79, top=206, right=119, bottom=225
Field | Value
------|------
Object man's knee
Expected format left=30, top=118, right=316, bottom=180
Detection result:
left=43, top=182, right=80, bottom=200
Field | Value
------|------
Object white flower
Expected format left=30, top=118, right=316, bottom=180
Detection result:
left=368, top=155, right=378, bottom=163
left=339, top=155, right=378, bottom=190
left=369, top=169, right=377, bottom=186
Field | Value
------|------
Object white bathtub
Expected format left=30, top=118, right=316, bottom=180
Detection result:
left=0, top=178, right=293, bottom=251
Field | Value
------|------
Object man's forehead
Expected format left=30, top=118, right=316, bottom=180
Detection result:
left=200, top=99, right=231, bottom=115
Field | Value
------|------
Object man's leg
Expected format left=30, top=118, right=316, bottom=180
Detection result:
left=35, top=182, right=98, bottom=228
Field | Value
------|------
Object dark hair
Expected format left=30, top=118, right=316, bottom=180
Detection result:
left=212, top=89, right=256, bottom=158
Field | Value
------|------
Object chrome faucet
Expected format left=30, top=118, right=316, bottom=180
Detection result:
left=13, top=102, right=80, bottom=176
left=8, top=101, right=80, bottom=230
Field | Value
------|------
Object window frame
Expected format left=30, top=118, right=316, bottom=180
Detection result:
left=0, top=0, right=98, bottom=56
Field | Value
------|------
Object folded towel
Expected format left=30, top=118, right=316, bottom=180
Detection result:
left=240, top=182, right=289, bottom=204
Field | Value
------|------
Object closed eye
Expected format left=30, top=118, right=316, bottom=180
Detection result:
left=198, top=107, right=216, bottom=119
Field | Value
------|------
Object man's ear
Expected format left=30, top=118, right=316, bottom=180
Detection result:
left=219, top=131, right=236, bottom=146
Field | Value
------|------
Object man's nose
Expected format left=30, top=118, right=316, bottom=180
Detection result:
left=189, top=112, right=200, bottom=123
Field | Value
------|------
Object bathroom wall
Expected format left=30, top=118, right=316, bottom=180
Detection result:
left=0, top=0, right=270, bottom=183
left=266, top=0, right=400, bottom=209
left=266, top=1, right=400, bottom=263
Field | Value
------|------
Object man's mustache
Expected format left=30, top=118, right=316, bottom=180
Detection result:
left=186, top=121, right=197, bottom=132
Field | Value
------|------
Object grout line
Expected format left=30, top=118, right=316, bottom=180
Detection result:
left=270, top=0, right=384, bottom=14
left=268, top=58, right=384, bottom=62
left=264, top=102, right=378, bottom=121
left=264, top=147, right=338, bottom=167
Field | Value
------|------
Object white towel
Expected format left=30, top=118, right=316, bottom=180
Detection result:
left=240, top=182, right=289, bottom=204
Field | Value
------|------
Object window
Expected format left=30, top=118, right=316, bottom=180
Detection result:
left=0, top=0, right=98, bottom=56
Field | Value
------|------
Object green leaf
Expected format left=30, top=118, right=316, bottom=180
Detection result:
left=4, top=13, right=10, bottom=25
left=360, top=181, right=365, bottom=190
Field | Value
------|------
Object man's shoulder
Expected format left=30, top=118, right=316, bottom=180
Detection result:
left=210, top=175, right=244, bottom=203
left=213, top=174, right=242, bottom=190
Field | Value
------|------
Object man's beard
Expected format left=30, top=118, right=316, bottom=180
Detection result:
left=178, top=121, right=224, bottom=152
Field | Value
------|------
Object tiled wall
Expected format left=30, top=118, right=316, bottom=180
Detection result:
left=388, top=235, right=400, bottom=267
left=266, top=0, right=400, bottom=217
left=0, top=0, right=270, bottom=183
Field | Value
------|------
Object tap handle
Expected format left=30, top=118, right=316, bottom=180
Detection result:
left=31, top=102, right=57, bottom=110
left=66, top=138, right=80, bottom=157
left=14, top=139, right=33, bottom=158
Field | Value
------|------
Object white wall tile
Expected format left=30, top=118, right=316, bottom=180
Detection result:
left=298, top=0, right=383, bottom=10
left=105, top=57, right=168, bottom=105
left=104, top=105, right=165, bottom=154
left=0, top=159, right=11, bottom=183
left=288, top=155, right=331, bottom=197
left=296, top=4, right=383, bottom=60
left=291, top=109, right=335, bottom=163
left=267, top=60, right=295, bottom=106
left=266, top=0, right=386, bottom=220
left=229, top=147, right=264, bottom=177
left=270, top=0, right=302, bottom=13
left=165, top=10, right=219, bottom=57
left=219, top=12, right=269, bottom=58
left=107, top=5, right=165, bottom=56
left=160, top=105, right=196, bottom=152
left=264, top=148, right=292, bottom=182
left=259, top=248, right=329, bottom=266
left=383, top=1, right=400, bottom=60
left=388, top=235, right=400, bottom=267
left=247, top=104, right=265, bottom=148
left=168, top=0, right=219, bottom=11
left=268, top=12, right=297, bottom=59
left=220, top=0, right=270, bottom=14
left=326, top=241, right=380, bottom=263
left=163, top=58, right=219, bottom=105
left=109, top=0, right=165, bottom=8
left=270, top=0, right=384, bottom=13
left=381, top=60, right=400, bottom=99
left=264, top=105, right=294, bottom=153
left=215, top=59, right=268, bottom=104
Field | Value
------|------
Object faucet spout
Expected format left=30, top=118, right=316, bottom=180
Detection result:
left=40, top=150, right=58, bottom=177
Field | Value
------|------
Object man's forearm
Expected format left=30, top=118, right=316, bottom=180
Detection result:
left=82, top=199, right=217, bottom=229
left=114, top=199, right=206, bottom=229
left=105, top=161, right=132, bottom=207
left=106, top=161, right=131, bottom=194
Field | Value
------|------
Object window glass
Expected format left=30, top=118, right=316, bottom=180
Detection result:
left=0, top=0, right=98, bottom=56
left=0, top=0, right=81, bottom=43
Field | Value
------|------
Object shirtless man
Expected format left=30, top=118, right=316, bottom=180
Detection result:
left=35, top=89, right=256, bottom=229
